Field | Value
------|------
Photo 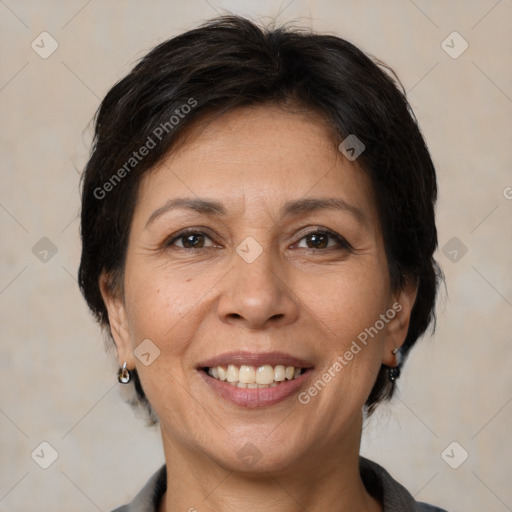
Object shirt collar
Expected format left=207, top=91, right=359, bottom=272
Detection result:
left=121, top=456, right=419, bottom=512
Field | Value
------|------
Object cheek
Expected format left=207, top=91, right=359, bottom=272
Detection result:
left=291, top=268, right=390, bottom=433
left=122, top=269, right=204, bottom=413
left=123, top=264, right=214, bottom=358
left=299, top=264, right=390, bottom=398
left=300, top=263, right=390, bottom=342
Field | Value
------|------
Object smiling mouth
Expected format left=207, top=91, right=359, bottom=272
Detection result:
left=203, top=364, right=307, bottom=388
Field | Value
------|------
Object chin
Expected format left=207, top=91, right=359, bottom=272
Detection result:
left=201, top=429, right=309, bottom=475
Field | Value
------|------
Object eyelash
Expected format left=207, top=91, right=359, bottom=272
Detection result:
left=164, top=228, right=352, bottom=252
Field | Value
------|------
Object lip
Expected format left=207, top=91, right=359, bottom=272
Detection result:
left=197, top=350, right=314, bottom=369
left=199, top=368, right=313, bottom=408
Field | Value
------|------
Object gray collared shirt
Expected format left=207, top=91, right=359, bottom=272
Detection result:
left=111, top=456, right=449, bottom=512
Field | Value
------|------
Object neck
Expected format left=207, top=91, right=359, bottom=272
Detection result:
left=158, top=418, right=382, bottom=512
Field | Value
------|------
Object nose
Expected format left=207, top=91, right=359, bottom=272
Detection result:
left=216, top=246, right=300, bottom=331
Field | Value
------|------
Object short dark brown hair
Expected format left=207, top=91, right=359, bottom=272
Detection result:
left=79, top=14, right=442, bottom=425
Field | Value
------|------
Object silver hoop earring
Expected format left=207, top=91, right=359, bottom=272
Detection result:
left=392, top=347, right=403, bottom=365
left=118, top=362, right=132, bottom=384
left=388, top=348, right=402, bottom=382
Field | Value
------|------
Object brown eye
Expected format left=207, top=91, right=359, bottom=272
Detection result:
left=181, top=233, right=206, bottom=248
left=304, top=232, right=329, bottom=249
left=166, top=230, right=215, bottom=249
left=296, top=229, right=352, bottom=251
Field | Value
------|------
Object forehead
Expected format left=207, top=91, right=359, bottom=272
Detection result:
left=133, top=105, right=377, bottom=224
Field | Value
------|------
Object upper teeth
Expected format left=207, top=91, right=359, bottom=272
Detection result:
left=207, top=364, right=302, bottom=387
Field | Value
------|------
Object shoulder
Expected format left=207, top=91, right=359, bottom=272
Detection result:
left=416, top=503, right=449, bottom=512
left=109, top=464, right=167, bottom=512
left=417, top=503, right=449, bottom=512
left=359, top=456, right=450, bottom=512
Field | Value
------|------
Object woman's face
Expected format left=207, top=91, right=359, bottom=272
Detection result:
left=102, top=105, right=416, bottom=473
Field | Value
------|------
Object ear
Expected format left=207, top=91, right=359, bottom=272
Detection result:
left=382, top=276, right=418, bottom=366
left=99, top=271, right=135, bottom=370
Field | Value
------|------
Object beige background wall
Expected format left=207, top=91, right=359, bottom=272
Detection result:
left=1, top=1, right=511, bottom=511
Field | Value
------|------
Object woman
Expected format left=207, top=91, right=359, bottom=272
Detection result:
left=79, top=15, right=447, bottom=512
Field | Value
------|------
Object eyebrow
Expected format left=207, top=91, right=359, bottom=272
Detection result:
left=145, top=196, right=367, bottom=229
